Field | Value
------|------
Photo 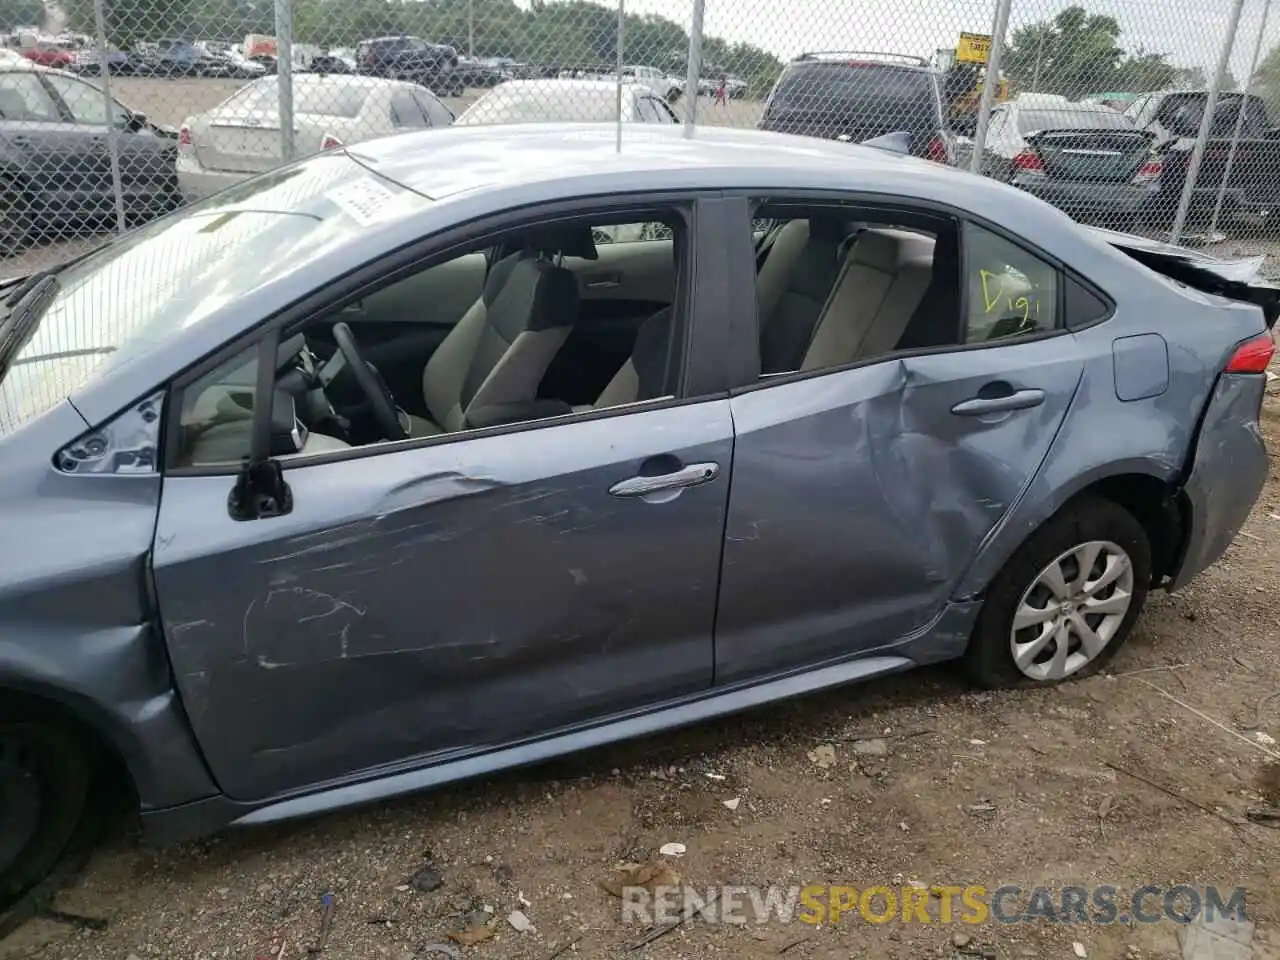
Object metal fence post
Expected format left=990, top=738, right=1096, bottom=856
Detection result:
left=275, top=0, right=296, bottom=163
left=615, top=0, right=625, bottom=151
left=1209, top=0, right=1272, bottom=236
left=683, top=0, right=705, bottom=137
left=1169, top=0, right=1247, bottom=244
left=968, top=0, right=1013, bottom=175
left=92, top=0, right=126, bottom=235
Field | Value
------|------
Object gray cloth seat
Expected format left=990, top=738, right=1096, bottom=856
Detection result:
left=800, top=227, right=935, bottom=371
left=755, top=217, right=856, bottom=374
left=406, top=231, right=587, bottom=436
left=582, top=306, right=674, bottom=410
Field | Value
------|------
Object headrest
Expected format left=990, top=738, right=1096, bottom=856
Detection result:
left=848, top=228, right=903, bottom=272
left=808, top=216, right=853, bottom=245
left=523, top=225, right=599, bottom=261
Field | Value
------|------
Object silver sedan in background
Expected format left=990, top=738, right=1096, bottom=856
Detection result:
left=175, top=73, right=455, bottom=198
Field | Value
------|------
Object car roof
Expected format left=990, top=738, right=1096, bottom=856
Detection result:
left=356, top=122, right=1021, bottom=203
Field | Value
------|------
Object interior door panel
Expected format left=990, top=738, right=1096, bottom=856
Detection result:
left=566, top=238, right=675, bottom=305
left=546, top=238, right=677, bottom=404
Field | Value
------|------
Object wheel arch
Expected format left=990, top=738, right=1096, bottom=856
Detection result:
left=955, top=460, right=1186, bottom=602
left=0, top=662, right=220, bottom=814
left=0, top=678, right=136, bottom=803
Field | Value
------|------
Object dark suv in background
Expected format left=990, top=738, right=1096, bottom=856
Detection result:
left=759, top=51, right=958, bottom=165
left=356, top=35, right=462, bottom=96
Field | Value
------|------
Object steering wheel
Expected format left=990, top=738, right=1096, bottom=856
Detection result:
left=332, top=322, right=407, bottom=441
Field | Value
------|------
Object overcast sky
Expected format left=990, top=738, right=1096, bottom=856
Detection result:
left=617, top=0, right=1278, bottom=83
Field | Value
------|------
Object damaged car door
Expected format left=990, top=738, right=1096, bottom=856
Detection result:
left=714, top=208, right=1089, bottom=681
left=150, top=205, right=732, bottom=804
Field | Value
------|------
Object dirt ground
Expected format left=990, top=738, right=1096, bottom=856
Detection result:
left=1, top=368, right=1278, bottom=960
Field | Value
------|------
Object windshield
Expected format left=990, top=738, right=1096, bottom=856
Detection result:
left=771, top=62, right=934, bottom=111
left=0, top=152, right=432, bottom=437
left=1017, top=108, right=1135, bottom=133
left=222, top=76, right=371, bottom=118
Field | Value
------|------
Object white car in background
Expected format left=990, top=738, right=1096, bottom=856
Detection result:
left=455, top=78, right=681, bottom=126
left=176, top=73, right=454, bottom=199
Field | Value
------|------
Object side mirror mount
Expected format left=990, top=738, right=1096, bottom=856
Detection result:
left=125, top=109, right=147, bottom=132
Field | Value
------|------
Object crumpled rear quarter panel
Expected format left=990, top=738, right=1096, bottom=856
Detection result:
left=1170, top=372, right=1269, bottom=590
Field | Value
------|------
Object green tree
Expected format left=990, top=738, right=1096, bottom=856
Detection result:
left=64, top=0, right=782, bottom=95
left=1003, top=5, right=1181, bottom=98
left=1252, top=43, right=1280, bottom=117
left=0, top=0, right=48, bottom=29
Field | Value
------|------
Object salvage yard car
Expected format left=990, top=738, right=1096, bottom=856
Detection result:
left=0, top=123, right=1274, bottom=924
left=973, top=93, right=1161, bottom=231
left=0, top=60, right=181, bottom=255
left=175, top=73, right=455, bottom=199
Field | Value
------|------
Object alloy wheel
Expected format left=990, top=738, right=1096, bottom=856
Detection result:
left=1009, top=539, right=1135, bottom=682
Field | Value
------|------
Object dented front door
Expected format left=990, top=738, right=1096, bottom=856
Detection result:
left=714, top=338, right=1085, bottom=683
left=152, top=403, right=732, bottom=801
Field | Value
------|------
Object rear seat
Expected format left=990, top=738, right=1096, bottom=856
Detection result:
left=756, top=217, right=856, bottom=374
left=800, top=227, right=935, bottom=371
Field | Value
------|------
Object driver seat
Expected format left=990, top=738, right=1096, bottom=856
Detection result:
left=406, top=228, right=588, bottom=436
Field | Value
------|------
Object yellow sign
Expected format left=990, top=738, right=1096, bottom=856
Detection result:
left=956, top=32, right=992, bottom=64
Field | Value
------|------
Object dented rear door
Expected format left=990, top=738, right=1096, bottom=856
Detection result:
left=715, top=339, right=1085, bottom=684
left=152, top=404, right=732, bottom=801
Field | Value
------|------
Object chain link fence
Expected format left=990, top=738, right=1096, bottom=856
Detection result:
left=2, top=0, right=1280, bottom=275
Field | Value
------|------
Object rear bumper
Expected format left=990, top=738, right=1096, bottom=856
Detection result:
left=1169, top=371, right=1269, bottom=591
left=176, top=155, right=252, bottom=201
left=1013, top=176, right=1156, bottom=217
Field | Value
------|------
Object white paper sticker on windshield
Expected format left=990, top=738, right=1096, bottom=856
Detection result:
left=325, top=176, right=401, bottom=227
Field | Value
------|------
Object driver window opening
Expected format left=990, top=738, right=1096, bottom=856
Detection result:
left=171, top=210, right=689, bottom=469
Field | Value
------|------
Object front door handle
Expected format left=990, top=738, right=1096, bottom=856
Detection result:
left=951, top=388, right=1045, bottom=417
left=609, top=462, right=719, bottom=500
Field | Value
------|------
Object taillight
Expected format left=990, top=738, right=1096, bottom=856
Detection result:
left=1224, top=332, right=1276, bottom=374
left=1012, top=149, right=1045, bottom=174
left=925, top=136, right=949, bottom=164
left=178, top=124, right=192, bottom=150
left=320, top=133, right=343, bottom=150
left=1133, top=158, right=1162, bottom=183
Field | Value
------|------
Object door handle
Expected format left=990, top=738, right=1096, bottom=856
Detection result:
left=609, top=462, right=719, bottom=499
left=11, top=136, right=29, bottom=148
left=951, top=388, right=1045, bottom=416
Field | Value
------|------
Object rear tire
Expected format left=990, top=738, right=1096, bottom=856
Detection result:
left=0, top=711, right=92, bottom=926
left=963, top=497, right=1151, bottom=689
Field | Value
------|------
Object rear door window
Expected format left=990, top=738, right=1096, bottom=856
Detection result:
left=415, top=90, right=454, bottom=126
left=390, top=90, right=429, bottom=127
left=0, top=71, right=61, bottom=122
left=634, top=95, right=661, bottom=123
left=964, top=223, right=1059, bottom=342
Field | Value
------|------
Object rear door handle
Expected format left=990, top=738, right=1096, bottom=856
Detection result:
left=951, top=388, right=1045, bottom=416
left=609, top=462, right=719, bottom=499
